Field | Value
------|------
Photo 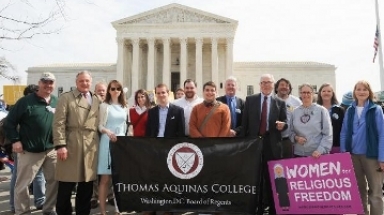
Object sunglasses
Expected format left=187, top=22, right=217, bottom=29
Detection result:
left=110, top=87, right=121, bottom=91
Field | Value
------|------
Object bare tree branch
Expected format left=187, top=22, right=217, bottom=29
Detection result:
left=0, top=0, right=66, bottom=42
left=0, top=57, right=19, bottom=82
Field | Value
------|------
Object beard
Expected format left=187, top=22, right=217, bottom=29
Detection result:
left=185, top=91, right=195, bottom=99
left=278, top=90, right=289, bottom=96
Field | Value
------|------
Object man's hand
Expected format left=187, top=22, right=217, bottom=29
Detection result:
left=12, top=141, right=23, bottom=153
left=229, top=129, right=237, bottom=137
left=57, top=147, right=68, bottom=161
left=379, top=162, right=384, bottom=172
left=275, top=121, right=285, bottom=131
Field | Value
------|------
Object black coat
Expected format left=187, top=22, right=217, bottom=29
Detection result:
left=145, top=103, right=185, bottom=138
left=330, top=106, right=345, bottom=147
left=241, top=94, right=287, bottom=159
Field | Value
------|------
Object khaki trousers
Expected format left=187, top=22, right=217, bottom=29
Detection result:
left=15, top=149, right=58, bottom=215
left=352, top=154, right=383, bottom=215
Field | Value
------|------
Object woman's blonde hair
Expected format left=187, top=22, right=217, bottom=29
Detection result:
left=353, top=80, right=374, bottom=101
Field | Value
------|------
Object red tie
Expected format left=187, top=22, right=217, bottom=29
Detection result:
left=259, top=96, right=268, bottom=135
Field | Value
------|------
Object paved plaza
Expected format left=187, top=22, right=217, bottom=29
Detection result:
left=0, top=168, right=378, bottom=215
left=0, top=169, right=136, bottom=215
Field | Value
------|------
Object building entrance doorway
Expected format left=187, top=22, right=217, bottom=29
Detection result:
left=171, top=72, right=180, bottom=93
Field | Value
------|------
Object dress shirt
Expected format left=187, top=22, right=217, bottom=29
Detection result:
left=260, top=94, right=272, bottom=131
left=157, top=104, right=169, bottom=137
left=226, top=95, right=237, bottom=129
left=82, top=92, right=92, bottom=106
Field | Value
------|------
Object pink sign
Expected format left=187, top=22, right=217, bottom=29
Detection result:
left=268, top=153, right=364, bottom=214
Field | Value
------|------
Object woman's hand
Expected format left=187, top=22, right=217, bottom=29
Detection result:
left=312, top=150, right=321, bottom=158
left=295, top=135, right=307, bottom=145
left=106, top=130, right=117, bottom=142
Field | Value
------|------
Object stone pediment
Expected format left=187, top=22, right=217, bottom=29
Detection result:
left=112, top=3, right=237, bottom=25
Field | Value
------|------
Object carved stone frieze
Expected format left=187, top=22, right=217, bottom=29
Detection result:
left=122, top=8, right=230, bottom=24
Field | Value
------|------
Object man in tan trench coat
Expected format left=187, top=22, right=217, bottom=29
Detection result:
left=53, top=71, right=101, bottom=215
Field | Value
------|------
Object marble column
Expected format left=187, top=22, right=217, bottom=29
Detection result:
left=147, top=37, right=155, bottom=90
left=162, top=38, right=171, bottom=88
left=180, top=37, right=188, bottom=88
left=131, top=38, right=140, bottom=98
left=226, top=37, right=234, bottom=78
left=116, top=38, right=125, bottom=82
left=195, top=37, right=203, bottom=88
left=211, top=37, right=219, bottom=85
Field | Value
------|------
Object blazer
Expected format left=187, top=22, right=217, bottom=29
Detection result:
left=145, top=103, right=185, bottom=137
left=241, top=93, right=287, bottom=159
left=216, top=95, right=245, bottom=135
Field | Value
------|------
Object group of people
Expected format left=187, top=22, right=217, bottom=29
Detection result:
left=0, top=70, right=383, bottom=215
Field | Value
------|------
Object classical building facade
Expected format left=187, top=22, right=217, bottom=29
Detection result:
left=112, top=3, right=237, bottom=100
left=26, top=3, right=336, bottom=101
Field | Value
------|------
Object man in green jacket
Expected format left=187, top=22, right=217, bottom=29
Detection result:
left=5, top=72, right=58, bottom=215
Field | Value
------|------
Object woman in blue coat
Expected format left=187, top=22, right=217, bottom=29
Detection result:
left=340, top=80, right=384, bottom=215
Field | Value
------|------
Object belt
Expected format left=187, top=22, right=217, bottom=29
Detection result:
left=282, top=137, right=289, bottom=140
left=258, top=132, right=270, bottom=139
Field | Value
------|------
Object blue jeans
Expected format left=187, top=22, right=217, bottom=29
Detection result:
left=10, top=153, right=46, bottom=211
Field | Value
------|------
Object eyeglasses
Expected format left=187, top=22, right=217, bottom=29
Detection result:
left=110, top=87, right=121, bottom=91
left=300, top=91, right=312, bottom=95
left=260, top=81, right=273, bottom=85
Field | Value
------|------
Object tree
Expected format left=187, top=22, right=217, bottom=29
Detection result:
left=0, top=0, right=70, bottom=81
left=0, top=0, right=66, bottom=41
left=0, top=57, right=19, bottom=83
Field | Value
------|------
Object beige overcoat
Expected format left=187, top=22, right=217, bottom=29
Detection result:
left=53, top=89, right=101, bottom=182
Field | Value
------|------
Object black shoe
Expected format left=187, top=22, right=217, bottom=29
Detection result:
left=43, top=212, right=57, bottom=215
left=36, top=205, right=43, bottom=210
left=107, top=198, right=115, bottom=206
left=90, top=199, right=99, bottom=209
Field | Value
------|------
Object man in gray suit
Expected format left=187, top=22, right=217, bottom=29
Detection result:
left=241, top=74, right=287, bottom=215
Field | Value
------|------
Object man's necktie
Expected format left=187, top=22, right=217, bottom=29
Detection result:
left=229, top=97, right=236, bottom=129
left=83, top=93, right=91, bottom=106
left=259, top=96, right=268, bottom=135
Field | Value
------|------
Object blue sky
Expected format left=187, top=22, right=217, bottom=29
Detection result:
left=1, top=0, right=383, bottom=99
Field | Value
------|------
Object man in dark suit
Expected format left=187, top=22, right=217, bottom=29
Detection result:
left=146, top=83, right=185, bottom=138
left=241, top=74, right=288, bottom=215
left=216, top=76, right=245, bottom=137
left=145, top=84, right=185, bottom=215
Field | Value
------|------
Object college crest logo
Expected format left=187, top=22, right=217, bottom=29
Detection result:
left=167, top=142, right=204, bottom=179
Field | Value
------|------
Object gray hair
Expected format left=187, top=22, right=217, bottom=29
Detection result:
left=76, top=70, right=92, bottom=79
left=94, top=80, right=107, bottom=90
left=260, top=74, right=275, bottom=82
left=225, top=76, right=237, bottom=83
left=299, top=83, right=314, bottom=92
